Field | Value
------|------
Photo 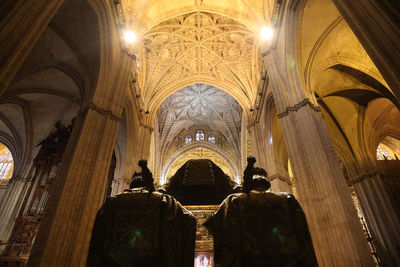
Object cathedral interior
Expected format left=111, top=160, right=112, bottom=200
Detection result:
left=0, top=0, right=399, bottom=266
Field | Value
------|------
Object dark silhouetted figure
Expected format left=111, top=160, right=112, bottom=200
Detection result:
left=242, top=156, right=256, bottom=193
left=205, top=157, right=318, bottom=267
left=87, top=160, right=196, bottom=267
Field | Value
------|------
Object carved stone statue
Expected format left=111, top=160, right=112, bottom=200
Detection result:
left=204, top=157, right=318, bottom=266
left=242, top=156, right=256, bottom=193
left=87, top=160, right=196, bottom=267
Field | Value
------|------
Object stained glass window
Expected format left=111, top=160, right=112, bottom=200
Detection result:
left=134, top=53, right=140, bottom=68
left=0, top=146, right=13, bottom=181
left=185, top=135, right=192, bottom=144
left=208, top=135, right=215, bottom=143
left=376, top=145, right=392, bottom=160
left=196, top=130, right=205, bottom=141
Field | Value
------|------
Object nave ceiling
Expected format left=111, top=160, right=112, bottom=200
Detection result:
left=1, top=0, right=399, bottom=188
left=119, top=0, right=275, bottom=34
left=156, top=84, right=243, bottom=183
left=157, top=84, right=242, bottom=154
left=129, top=10, right=266, bottom=118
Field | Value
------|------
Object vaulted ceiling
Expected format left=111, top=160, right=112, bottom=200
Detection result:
left=133, top=11, right=264, bottom=116
left=0, top=0, right=100, bottom=177
left=296, top=0, right=400, bottom=169
left=120, top=0, right=275, bottom=33
left=157, top=83, right=242, bottom=157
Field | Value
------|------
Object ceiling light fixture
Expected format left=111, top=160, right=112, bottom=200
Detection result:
left=260, top=26, right=274, bottom=41
left=124, top=30, right=137, bottom=43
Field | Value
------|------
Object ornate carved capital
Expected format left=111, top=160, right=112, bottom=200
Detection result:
left=88, top=103, right=121, bottom=121
left=268, top=173, right=292, bottom=186
left=349, top=171, right=378, bottom=185
left=141, top=124, right=154, bottom=133
left=277, top=98, right=321, bottom=118
left=7, top=175, right=22, bottom=183
left=246, top=121, right=257, bottom=130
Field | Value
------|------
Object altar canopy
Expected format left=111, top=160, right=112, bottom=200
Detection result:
left=87, top=189, right=196, bottom=267
left=205, top=191, right=318, bottom=267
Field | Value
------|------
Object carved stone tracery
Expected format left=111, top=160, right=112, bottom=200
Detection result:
left=156, top=84, right=243, bottom=183
left=140, top=11, right=261, bottom=110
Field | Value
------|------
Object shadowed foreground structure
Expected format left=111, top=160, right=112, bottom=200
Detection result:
left=87, top=161, right=196, bottom=267
left=0, top=0, right=399, bottom=266
left=205, top=158, right=318, bottom=267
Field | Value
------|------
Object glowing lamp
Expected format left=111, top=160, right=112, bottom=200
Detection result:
left=124, top=30, right=137, bottom=43
left=260, top=26, right=274, bottom=41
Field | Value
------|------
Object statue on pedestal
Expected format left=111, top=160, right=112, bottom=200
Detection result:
left=204, top=157, right=318, bottom=266
left=87, top=160, right=196, bottom=267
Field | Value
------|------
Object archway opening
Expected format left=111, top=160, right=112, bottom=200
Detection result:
left=376, top=136, right=400, bottom=160
left=155, top=83, right=243, bottom=185
left=0, top=143, right=13, bottom=184
left=166, top=147, right=235, bottom=182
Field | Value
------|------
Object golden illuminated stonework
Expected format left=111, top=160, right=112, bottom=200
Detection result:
left=166, top=147, right=235, bottom=182
left=138, top=11, right=261, bottom=113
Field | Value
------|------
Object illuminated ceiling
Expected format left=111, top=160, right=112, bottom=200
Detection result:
left=157, top=83, right=242, bottom=153
left=165, top=147, right=237, bottom=184
left=135, top=11, right=263, bottom=115
left=156, top=84, right=243, bottom=184
left=120, top=0, right=274, bottom=33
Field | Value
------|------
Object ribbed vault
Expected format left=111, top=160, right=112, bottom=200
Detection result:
left=137, top=11, right=262, bottom=116
left=158, top=84, right=242, bottom=154
left=164, top=147, right=237, bottom=185
left=156, top=84, right=242, bottom=184
left=120, top=0, right=275, bottom=36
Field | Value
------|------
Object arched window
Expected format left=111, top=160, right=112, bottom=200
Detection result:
left=208, top=135, right=215, bottom=143
left=185, top=135, right=192, bottom=144
left=376, top=144, right=392, bottom=160
left=0, top=144, right=13, bottom=183
left=376, top=137, right=400, bottom=160
left=195, top=130, right=205, bottom=141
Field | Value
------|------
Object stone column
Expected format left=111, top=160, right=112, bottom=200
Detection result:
left=351, top=172, right=400, bottom=266
left=247, top=123, right=268, bottom=169
left=0, top=0, right=64, bottom=96
left=330, top=0, right=400, bottom=102
left=263, top=48, right=374, bottom=265
left=119, top=124, right=152, bottom=192
left=248, top=122, right=292, bottom=193
left=0, top=177, right=30, bottom=243
left=278, top=102, right=373, bottom=266
left=134, top=125, right=153, bottom=163
left=27, top=51, right=134, bottom=267
left=269, top=174, right=292, bottom=193
left=110, top=176, right=129, bottom=196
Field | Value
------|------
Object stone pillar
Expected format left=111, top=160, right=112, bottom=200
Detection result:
left=330, top=0, right=400, bottom=102
left=121, top=100, right=154, bottom=191
left=134, top=125, right=153, bottom=163
left=27, top=51, right=134, bottom=267
left=351, top=172, right=400, bottom=266
left=110, top=176, right=129, bottom=196
left=278, top=102, right=373, bottom=266
left=0, top=177, right=30, bottom=242
left=118, top=124, right=152, bottom=192
left=269, top=174, right=292, bottom=193
left=0, top=0, right=64, bottom=96
left=247, top=123, right=268, bottom=169
left=248, top=122, right=292, bottom=193
left=263, top=47, right=374, bottom=265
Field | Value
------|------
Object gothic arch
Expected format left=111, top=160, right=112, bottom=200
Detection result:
left=119, top=0, right=274, bottom=34
left=138, top=11, right=262, bottom=119
left=160, top=141, right=240, bottom=184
